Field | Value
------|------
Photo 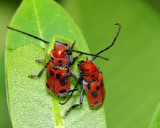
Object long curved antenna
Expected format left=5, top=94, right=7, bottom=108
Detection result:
left=66, top=49, right=109, bottom=60
left=7, top=26, right=49, bottom=45
left=91, top=23, right=121, bottom=61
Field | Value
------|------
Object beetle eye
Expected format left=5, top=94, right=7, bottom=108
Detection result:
left=78, top=61, right=84, bottom=66
left=78, top=63, right=81, bottom=68
left=80, top=60, right=84, bottom=63
left=82, top=68, right=85, bottom=73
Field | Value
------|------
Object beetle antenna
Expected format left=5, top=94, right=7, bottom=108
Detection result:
left=66, top=49, right=109, bottom=60
left=7, top=26, right=49, bottom=45
left=59, top=76, right=82, bottom=105
left=91, top=23, right=121, bottom=61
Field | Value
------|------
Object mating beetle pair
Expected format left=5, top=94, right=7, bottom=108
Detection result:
left=7, top=23, right=121, bottom=115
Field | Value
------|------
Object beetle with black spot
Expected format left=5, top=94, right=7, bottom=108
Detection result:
left=7, top=26, right=84, bottom=97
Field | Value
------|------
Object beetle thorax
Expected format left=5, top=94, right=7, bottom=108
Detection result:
left=79, top=60, right=99, bottom=82
left=50, top=43, right=71, bottom=66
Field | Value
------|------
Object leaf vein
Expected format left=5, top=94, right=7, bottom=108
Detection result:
left=32, top=0, right=45, bottom=48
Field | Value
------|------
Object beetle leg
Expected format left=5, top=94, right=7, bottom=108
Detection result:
left=65, top=90, right=85, bottom=115
left=62, top=70, right=78, bottom=79
left=67, top=88, right=81, bottom=93
left=70, top=54, right=82, bottom=66
left=36, top=60, right=46, bottom=63
left=29, top=66, right=46, bottom=78
left=71, top=70, right=78, bottom=81
left=85, top=55, right=88, bottom=61
left=70, top=41, right=76, bottom=49
left=73, top=53, right=82, bottom=61
left=61, top=73, right=71, bottom=77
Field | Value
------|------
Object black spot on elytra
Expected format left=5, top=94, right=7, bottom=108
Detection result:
left=96, top=86, right=100, bottom=91
left=94, top=101, right=99, bottom=105
left=86, top=68, right=89, bottom=71
left=47, top=71, right=50, bottom=80
left=101, top=81, right=103, bottom=86
left=59, top=60, right=62, bottom=63
left=91, top=74, right=94, bottom=78
left=59, top=89, right=67, bottom=93
left=56, top=74, right=61, bottom=79
left=87, top=84, right=91, bottom=90
left=60, top=77, right=68, bottom=86
left=50, top=71, right=54, bottom=76
left=46, top=83, right=49, bottom=88
left=67, top=68, right=69, bottom=73
left=91, top=91, right=98, bottom=98
left=54, top=67, right=58, bottom=70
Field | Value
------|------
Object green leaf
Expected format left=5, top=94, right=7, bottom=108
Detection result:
left=149, top=102, right=160, bottom=128
left=5, top=0, right=107, bottom=127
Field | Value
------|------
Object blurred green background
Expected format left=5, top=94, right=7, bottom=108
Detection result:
left=1, top=0, right=160, bottom=128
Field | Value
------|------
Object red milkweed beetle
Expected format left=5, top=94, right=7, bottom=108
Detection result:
left=7, top=26, right=107, bottom=97
left=60, top=23, right=121, bottom=115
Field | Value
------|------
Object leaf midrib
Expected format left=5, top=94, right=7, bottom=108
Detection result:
left=32, top=0, right=46, bottom=48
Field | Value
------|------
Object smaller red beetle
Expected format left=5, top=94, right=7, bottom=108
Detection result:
left=78, top=60, right=105, bottom=108
left=60, top=23, right=121, bottom=114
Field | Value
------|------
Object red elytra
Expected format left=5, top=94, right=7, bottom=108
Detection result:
left=85, top=72, right=105, bottom=107
left=46, top=61, right=70, bottom=97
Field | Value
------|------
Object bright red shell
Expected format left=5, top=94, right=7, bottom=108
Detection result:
left=84, top=70, right=99, bottom=82
left=85, top=72, right=105, bottom=107
left=46, top=60, right=70, bottom=97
